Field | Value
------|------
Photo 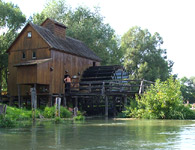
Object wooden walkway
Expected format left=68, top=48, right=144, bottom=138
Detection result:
left=66, top=79, right=153, bottom=96
left=64, top=79, right=153, bottom=116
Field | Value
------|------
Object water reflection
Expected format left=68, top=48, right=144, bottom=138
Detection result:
left=0, top=119, right=195, bottom=150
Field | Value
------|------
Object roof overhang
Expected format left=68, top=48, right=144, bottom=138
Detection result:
left=14, top=58, right=52, bottom=67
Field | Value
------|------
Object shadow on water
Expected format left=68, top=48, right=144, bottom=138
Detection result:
left=0, top=119, right=195, bottom=150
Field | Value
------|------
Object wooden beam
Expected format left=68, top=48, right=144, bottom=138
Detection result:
left=17, top=84, right=21, bottom=108
left=124, top=96, right=127, bottom=111
left=105, top=96, right=108, bottom=117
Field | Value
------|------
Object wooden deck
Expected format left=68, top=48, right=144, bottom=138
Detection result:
left=64, top=79, right=153, bottom=116
left=66, top=79, right=153, bottom=96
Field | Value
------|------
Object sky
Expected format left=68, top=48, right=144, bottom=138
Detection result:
left=3, top=0, right=195, bottom=78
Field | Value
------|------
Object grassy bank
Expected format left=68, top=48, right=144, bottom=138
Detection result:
left=0, top=105, right=84, bottom=128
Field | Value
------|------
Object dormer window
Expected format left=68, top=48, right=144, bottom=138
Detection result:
left=27, top=32, right=32, bottom=38
left=22, top=52, right=26, bottom=59
left=32, top=51, right=36, bottom=59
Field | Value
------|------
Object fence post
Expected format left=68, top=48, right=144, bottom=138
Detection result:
left=55, top=97, right=61, bottom=117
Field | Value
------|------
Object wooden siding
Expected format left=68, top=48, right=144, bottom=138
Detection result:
left=7, top=23, right=101, bottom=97
left=50, top=50, right=100, bottom=94
left=8, top=25, right=51, bottom=96
left=37, top=62, right=51, bottom=85
left=17, top=65, right=37, bottom=84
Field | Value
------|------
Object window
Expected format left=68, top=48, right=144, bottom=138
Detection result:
left=27, top=32, right=32, bottom=38
left=32, top=51, right=36, bottom=59
left=22, top=52, right=26, bottom=59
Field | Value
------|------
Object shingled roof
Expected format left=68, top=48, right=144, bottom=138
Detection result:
left=30, top=23, right=101, bottom=62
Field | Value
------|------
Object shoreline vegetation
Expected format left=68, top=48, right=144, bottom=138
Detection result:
left=122, top=77, right=195, bottom=120
left=1, top=77, right=195, bottom=128
left=0, top=105, right=85, bottom=128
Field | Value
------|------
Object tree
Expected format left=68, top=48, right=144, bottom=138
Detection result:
left=180, top=76, right=195, bottom=103
left=121, top=26, right=173, bottom=81
left=32, top=0, right=122, bottom=65
left=0, top=0, right=26, bottom=97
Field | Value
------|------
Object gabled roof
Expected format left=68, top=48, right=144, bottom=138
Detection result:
left=7, top=22, right=101, bottom=62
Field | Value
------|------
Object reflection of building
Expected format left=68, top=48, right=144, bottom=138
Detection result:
left=7, top=18, right=101, bottom=105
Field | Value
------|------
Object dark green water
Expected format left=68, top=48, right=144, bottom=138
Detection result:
left=0, top=119, right=195, bottom=150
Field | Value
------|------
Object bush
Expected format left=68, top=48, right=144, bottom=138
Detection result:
left=43, top=106, right=55, bottom=118
left=125, top=77, right=195, bottom=119
left=60, top=106, right=72, bottom=118
left=73, top=111, right=85, bottom=121
left=43, top=106, right=72, bottom=118
left=0, top=115, right=16, bottom=128
left=73, top=115, right=85, bottom=121
left=6, top=106, right=32, bottom=121
left=54, top=117, right=62, bottom=124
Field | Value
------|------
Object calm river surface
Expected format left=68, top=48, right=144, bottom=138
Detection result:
left=0, top=119, right=195, bottom=150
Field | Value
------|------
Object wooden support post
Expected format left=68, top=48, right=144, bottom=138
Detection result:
left=102, top=82, right=105, bottom=96
left=74, top=96, right=78, bottom=116
left=21, top=96, right=23, bottom=108
left=105, top=96, right=108, bottom=117
left=89, top=83, right=91, bottom=93
left=31, top=87, right=37, bottom=121
left=63, top=95, right=67, bottom=107
left=113, top=97, right=117, bottom=117
left=17, top=84, right=21, bottom=108
left=48, top=95, right=52, bottom=106
left=25, top=97, right=28, bottom=108
left=9, top=96, right=14, bottom=106
left=124, top=96, right=127, bottom=111
left=55, top=97, right=61, bottom=117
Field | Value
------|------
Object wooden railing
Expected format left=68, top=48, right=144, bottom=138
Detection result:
left=67, top=79, right=154, bottom=96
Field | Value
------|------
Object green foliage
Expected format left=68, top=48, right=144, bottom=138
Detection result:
left=180, top=76, right=195, bottom=103
left=6, top=106, right=32, bottom=121
left=43, top=106, right=72, bottom=118
left=121, top=26, right=173, bottom=81
left=0, top=0, right=26, bottom=93
left=124, top=77, right=195, bottom=119
left=73, top=115, right=85, bottom=121
left=73, top=111, right=85, bottom=121
left=60, top=106, right=72, bottom=118
left=0, top=115, right=16, bottom=128
left=32, top=0, right=122, bottom=65
left=54, top=116, right=62, bottom=124
left=43, top=106, right=55, bottom=118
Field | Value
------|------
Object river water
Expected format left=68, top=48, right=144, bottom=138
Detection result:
left=0, top=119, right=195, bottom=150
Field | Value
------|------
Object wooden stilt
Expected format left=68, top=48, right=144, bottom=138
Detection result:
left=55, top=97, right=61, bottom=117
left=124, top=96, right=127, bottom=111
left=74, top=96, right=78, bottom=116
left=105, top=96, right=108, bottom=117
left=9, top=96, right=13, bottom=106
left=63, top=96, right=67, bottom=107
left=113, top=97, right=117, bottom=117
left=17, top=84, right=21, bottom=108
left=31, top=87, right=37, bottom=121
